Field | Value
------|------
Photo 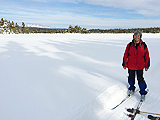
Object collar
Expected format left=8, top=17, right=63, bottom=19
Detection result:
left=132, top=39, right=143, bottom=47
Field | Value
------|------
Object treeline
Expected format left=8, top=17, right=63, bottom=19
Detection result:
left=0, top=18, right=26, bottom=34
left=0, top=18, right=88, bottom=34
left=1, top=18, right=160, bottom=34
left=89, top=28, right=160, bottom=33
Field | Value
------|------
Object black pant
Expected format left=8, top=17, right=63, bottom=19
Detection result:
left=128, top=69, right=144, bottom=83
left=128, top=69, right=147, bottom=95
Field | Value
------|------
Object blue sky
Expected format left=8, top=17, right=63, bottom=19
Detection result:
left=1, top=0, right=160, bottom=29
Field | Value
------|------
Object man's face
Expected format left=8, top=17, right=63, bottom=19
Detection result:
left=134, top=34, right=141, bottom=44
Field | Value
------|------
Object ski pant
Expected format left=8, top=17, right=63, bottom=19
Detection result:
left=128, top=69, right=148, bottom=95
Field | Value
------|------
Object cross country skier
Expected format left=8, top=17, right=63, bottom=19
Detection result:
left=122, top=30, right=150, bottom=101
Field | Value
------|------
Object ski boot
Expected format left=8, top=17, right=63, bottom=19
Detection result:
left=128, top=90, right=134, bottom=96
left=141, top=95, right=146, bottom=102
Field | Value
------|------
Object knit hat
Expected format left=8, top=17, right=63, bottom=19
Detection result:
left=133, top=30, right=142, bottom=38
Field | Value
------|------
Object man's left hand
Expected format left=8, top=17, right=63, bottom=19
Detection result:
left=145, top=68, right=148, bottom=71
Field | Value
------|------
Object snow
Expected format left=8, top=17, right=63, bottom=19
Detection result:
left=0, top=33, right=160, bottom=120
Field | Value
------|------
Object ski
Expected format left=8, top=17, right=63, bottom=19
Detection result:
left=128, top=89, right=149, bottom=120
left=130, top=99, right=144, bottom=120
left=148, top=115, right=160, bottom=120
left=111, top=89, right=139, bottom=110
left=127, top=108, right=160, bottom=116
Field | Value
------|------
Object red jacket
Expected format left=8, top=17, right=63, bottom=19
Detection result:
left=122, top=39, right=150, bottom=70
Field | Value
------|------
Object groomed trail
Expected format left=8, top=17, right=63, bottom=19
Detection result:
left=0, top=34, right=160, bottom=120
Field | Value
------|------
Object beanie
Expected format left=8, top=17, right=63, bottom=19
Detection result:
left=133, top=30, right=142, bottom=38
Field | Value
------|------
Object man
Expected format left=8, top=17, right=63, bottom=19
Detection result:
left=122, top=30, right=150, bottom=101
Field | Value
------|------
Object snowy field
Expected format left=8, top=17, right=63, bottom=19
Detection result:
left=0, top=33, right=160, bottom=120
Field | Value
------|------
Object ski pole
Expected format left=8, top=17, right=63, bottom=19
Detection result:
left=140, top=111, right=160, bottom=116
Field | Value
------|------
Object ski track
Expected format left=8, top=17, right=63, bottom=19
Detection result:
left=0, top=34, right=160, bottom=120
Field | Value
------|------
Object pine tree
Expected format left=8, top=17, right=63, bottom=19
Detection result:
left=0, top=18, right=4, bottom=26
left=15, top=23, right=19, bottom=34
left=74, top=25, right=78, bottom=33
left=78, top=26, right=82, bottom=33
left=68, top=25, right=73, bottom=33
left=11, top=21, right=14, bottom=28
left=22, top=22, right=25, bottom=33
left=8, top=21, right=12, bottom=33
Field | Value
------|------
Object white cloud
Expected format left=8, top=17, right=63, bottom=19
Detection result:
left=30, top=0, right=79, bottom=3
left=2, top=8, right=160, bottom=29
left=1, top=0, right=160, bottom=29
left=46, top=0, right=160, bottom=17
left=89, top=0, right=160, bottom=17
left=31, top=0, right=50, bottom=2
